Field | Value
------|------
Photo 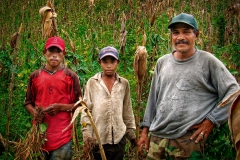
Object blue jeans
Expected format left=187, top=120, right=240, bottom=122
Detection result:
left=43, top=141, right=73, bottom=160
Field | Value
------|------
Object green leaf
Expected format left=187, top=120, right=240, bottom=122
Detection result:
left=39, top=123, right=48, bottom=134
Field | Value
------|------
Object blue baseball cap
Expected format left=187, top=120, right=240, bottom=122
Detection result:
left=99, top=46, right=119, bottom=60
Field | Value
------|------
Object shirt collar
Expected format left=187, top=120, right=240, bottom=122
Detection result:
left=93, top=72, right=122, bottom=82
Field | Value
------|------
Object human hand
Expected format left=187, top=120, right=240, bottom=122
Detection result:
left=44, top=104, right=61, bottom=116
left=34, top=107, right=45, bottom=123
left=84, top=137, right=98, bottom=152
left=130, top=138, right=137, bottom=148
left=137, top=133, right=149, bottom=157
left=189, top=119, right=214, bottom=143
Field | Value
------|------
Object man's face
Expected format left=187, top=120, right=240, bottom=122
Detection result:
left=171, top=23, right=198, bottom=55
left=99, top=56, right=119, bottom=77
left=44, top=46, right=66, bottom=68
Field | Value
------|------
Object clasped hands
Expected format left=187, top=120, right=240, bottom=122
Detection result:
left=34, top=104, right=61, bottom=122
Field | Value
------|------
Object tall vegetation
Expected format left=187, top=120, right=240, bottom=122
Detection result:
left=0, top=0, right=239, bottom=159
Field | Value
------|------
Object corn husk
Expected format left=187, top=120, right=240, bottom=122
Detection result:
left=39, top=1, right=58, bottom=39
left=218, top=89, right=240, bottom=108
left=228, top=93, right=240, bottom=160
left=133, top=45, right=148, bottom=86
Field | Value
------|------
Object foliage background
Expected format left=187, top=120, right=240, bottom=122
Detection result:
left=0, top=0, right=239, bottom=159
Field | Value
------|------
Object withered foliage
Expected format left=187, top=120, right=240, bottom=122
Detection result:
left=14, top=107, right=46, bottom=160
left=218, top=89, right=240, bottom=160
left=10, top=23, right=22, bottom=50
left=228, top=94, right=240, bottom=160
left=119, top=12, right=127, bottom=54
left=39, top=1, right=57, bottom=39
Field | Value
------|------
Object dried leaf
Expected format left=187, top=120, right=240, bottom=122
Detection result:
left=70, top=40, right=76, bottom=53
left=228, top=93, right=240, bottom=159
left=62, top=106, right=87, bottom=132
left=39, top=6, right=51, bottom=18
left=218, top=89, right=240, bottom=107
left=42, top=10, right=53, bottom=39
left=89, top=0, right=94, bottom=6
left=150, top=11, right=156, bottom=27
left=10, top=23, right=22, bottom=49
left=133, top=46, right=148, bottom=85
left=142, top=33, right=147, bottom=46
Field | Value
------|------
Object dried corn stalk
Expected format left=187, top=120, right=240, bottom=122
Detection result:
left=119, top=12, right=127, bottom=55
left=134, top=36, right=148, bottom=88
left=39, top=1, right=58, bottom=39
left=150, top=11, right=156, bottom=27
left=10, top=23, right=22, bottom=49
left=63, top=97, right=107, bottom=160
left=133, top=34, right=148, bottom=159
left=62, top=29, right=76, bottom=54
left=5, top=23, right=22, bottom=159
left=218, top=89, right=240, bottom=160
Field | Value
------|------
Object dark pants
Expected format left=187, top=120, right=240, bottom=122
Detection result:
left=92, top=136, right=126, bottom=160
left=43, top=141, right=72, bottom=160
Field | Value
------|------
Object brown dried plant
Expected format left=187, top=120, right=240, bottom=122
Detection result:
left=133, top=34, right=148, bottom=159
left=14, top=107, right=47, bottom=160
left=89, top=0, right=95, bottom=7
left=233, top=3, right=240, bottom=25
left=61, top=29, right=76, bottom=54
left=64, top=97, right=107, bottom=160
left=119, top=12, right=127, bottom=55
left=218, top=89, right=240, bottom=160
left=150, top=10, right=156, bottom=27
left=39, top=1, right=58, bottom=39
left=10, top=23, right=22, bottom=49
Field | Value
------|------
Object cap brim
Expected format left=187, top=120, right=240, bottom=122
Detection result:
left=168, top=22, right=196, bottom=29
left=46, top=44, right=64, bottom=51
left=100, top=53, right=118, bottom=60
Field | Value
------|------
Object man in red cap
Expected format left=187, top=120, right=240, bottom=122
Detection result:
left=24, top=36, right=82, bottom=159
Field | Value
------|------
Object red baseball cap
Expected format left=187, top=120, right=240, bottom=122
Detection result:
left=45, top=36, right=65, bottom=51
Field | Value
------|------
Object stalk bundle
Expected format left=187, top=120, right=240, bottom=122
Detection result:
left=14, top=123, right=45, bottom=160
left=14, top=108, right=47, bottom=160
left=133, top=34, right=148, bottom=160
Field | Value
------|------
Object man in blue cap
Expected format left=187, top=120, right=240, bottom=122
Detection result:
left=81, top=46, right=136, bottom=160
left=137, top=13, right=239, bottom=159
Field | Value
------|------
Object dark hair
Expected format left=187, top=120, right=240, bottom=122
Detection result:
left=193, top=28, right=199, bottom=34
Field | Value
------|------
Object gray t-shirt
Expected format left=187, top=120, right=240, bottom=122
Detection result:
left=141, top=49, right=239, bottom=139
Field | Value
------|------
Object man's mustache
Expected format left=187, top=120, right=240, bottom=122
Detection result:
left=175, top=40, right=189, bottom=45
